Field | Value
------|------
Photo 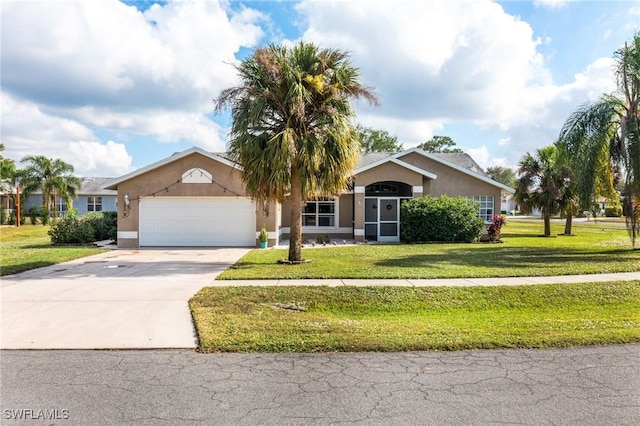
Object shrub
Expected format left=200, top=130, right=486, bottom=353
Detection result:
left=40, top=205, right=50, bottom=225
left=82, top=211, right=117, bottom=241
left=487, top=214, right=507, bottom=242
left=604, top=205, right=622, bottom=217
left=0, top=206, right=7, bottom=225
left=49, top=215, right=95, bottom=244
left=28, top=206, right=38, bottom=225
left=400, top=195, right=485, bottom=243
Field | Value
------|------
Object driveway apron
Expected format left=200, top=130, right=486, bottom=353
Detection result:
left=0, top=248, right=250, bottom=349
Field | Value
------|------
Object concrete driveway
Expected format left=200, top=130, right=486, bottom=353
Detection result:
left=0, top=248, right=250, bottom=349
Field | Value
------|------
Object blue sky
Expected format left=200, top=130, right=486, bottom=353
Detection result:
left=1, top=0, right=638, bottom=177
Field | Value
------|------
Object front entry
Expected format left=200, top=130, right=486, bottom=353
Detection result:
left=364, top=197, right=400, bottom=242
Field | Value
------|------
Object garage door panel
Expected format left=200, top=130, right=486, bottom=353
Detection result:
left=139, top=197, right=256, bottom=247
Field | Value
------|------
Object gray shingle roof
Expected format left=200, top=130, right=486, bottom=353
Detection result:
left=78, top=177, right=117, bottom=195
left=357, top=150, right=486, bottom=175
left=30, top=177, right=116, bottom=195
left=429, top=152, right=487, bottom=175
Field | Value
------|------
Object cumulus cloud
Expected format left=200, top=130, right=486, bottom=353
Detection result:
left=294, top=0, right=619, bottom=167
left=1, top=93, right=133, bottom=176
left=1, top=0, right=264, bottom=174
left=298, top=0, right=551, bottom=130
left=533, top=0, right=573, bottom=8
left=68, top=141, right=133, bottom=176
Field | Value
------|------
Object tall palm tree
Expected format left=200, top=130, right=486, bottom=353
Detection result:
left=558, top=33, right=640, bottom=248
left=515, top=145, right=571, bottom=237
left=216, top=42, right=377, bottom=262
left=17, top=155, right=81, bottom=216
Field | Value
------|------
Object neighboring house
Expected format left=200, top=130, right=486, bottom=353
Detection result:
left=501, top=192, right=517, bottom=214
left=103, top=147, right=514, bottom=248
left=23, top=177, right=117, bottom=215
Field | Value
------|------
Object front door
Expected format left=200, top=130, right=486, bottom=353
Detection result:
left=364, top=197, right=400, bottom=242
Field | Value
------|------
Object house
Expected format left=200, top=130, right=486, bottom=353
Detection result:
left=103, top=147, right=514, bottom=248
left=23, top=177, right=117, bottom=215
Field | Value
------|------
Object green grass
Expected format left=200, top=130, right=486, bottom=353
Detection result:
left=218, top=220, right=639, bottom=280
left=190, top=282, right=640, bottom=352
left=0, top=225, right=106, bottom=276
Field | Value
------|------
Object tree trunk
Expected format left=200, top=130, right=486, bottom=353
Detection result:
left=543, top=209, right=551, bottom=236
left=564, top=211, right=573, bottom=235
left=288, top=164, right=303, bottom=262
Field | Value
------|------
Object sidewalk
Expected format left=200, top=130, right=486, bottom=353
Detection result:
left=213, top=271, right=640, bottom=287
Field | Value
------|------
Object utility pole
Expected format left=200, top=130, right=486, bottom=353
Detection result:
left=16, top=185, right=20, bottom=228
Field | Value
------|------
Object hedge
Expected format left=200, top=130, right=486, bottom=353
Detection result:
left=400, top=195, right=485, bottom=243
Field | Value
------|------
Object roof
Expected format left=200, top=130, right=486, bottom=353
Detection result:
left=430, top=152, right=487, bottom=176
left=397, top=148, right=515, bottom=193
left=28, top=177, right=116, bottom=196
left=102, top=146, right=514, bottom=193
left=354, top=149, right=512, bottom=192
left=77, top=178, right=117, bottom=195
left=102, top=147, right=239, bottom=190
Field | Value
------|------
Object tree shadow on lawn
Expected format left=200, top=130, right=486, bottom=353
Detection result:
left=374, top=246, right=636, bottom=271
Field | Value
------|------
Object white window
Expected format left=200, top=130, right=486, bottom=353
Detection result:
left=467, top=195, right=494, bottom=221
left=302, top=197, right=336, bottom=227
left=88, top=196, right=102, bottom=212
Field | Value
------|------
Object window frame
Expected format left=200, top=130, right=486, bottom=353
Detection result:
left=87, top=196, right=103, bottom=212
left=467, top=195, right=494, bottom=222
left=302, top=197, right=337, bottom=228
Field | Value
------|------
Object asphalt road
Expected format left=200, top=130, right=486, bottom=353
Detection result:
left=1, top=344, right=638, bottom=425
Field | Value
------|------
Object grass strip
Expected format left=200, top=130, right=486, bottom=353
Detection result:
left=190, top=282, right=640, bottom=353
left=0, top=225, right=106, bottom=276
left=217, top=221, right=639, bottom=280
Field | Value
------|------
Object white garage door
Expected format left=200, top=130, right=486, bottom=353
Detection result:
left=139, top=197, right=256, bottom=247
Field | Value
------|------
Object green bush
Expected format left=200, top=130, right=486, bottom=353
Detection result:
left=604, top=205, right=622, bottom=217
left=83, top=211, right=117, bottom=241
left=0, top=206, right=7, bottom=225
left=40, top=205, right=50, bottom=225
left=400, top=195, right=485, bottom=243
left=28, top=206, right=38, bottom=225
left=48, top=211, right=117, bottom=244
left=49, top=215, right=95, bottom=244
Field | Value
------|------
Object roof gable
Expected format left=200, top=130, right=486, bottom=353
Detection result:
left=102, top=147, right=239, bottom=190
left=395, top=148, right=515, bottom=193
left=355, top=155, right=437, bottom=180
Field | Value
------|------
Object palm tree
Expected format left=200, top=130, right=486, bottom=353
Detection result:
left=17, top=155, right=81, bottom=216
left=558, top=33, right=640, bottom=248
left=216, top=42, right=377, bottom=262
left=515, top=145, right=571, bottom=237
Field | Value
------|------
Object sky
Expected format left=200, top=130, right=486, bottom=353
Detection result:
left=1, top=0, right=638, bottom=177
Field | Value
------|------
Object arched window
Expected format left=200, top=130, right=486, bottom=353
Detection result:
left=365, top=181, right=412, bottom=197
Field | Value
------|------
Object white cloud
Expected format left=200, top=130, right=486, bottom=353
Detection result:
left=68, top=141, right=133, bottom=176
left=533, top=0, right=573, bottom=9
left=297, top=0, right=551, bottom=134
left=1, top=0, right=264, bottom=168
left=1, top=93, right=134, bottom=176
left=294, top=0, right=619, bottom=168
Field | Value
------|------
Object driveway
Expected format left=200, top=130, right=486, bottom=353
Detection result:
left=0, top=248, right=250, bottom=349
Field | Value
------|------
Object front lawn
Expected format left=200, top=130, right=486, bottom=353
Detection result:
left=218, top=220, right=639, bottom=280
left=190, top=282, right=640, bottom=352
left=0, top=225, right=106, bottom=276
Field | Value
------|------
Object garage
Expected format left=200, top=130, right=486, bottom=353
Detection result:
left=139, top=197, right=256, bottom=247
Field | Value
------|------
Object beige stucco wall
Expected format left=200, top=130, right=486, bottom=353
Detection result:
left=354, top=162, right=423, bottom=188
left=279, top=193, right=354, bottom=241
left=399, top=152, right=502, bottom=217
left=116, top=152, right=259, bottom=248
left=115, top=150, right=503, bottom=247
